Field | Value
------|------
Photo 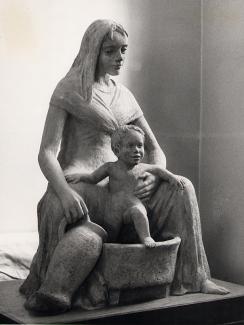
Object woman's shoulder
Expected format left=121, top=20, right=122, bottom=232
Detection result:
left=112, top=79, right=141, bottom=105
left=53, top=70, right=80, bottom=97
left=112, top=79, right=134, bottom=96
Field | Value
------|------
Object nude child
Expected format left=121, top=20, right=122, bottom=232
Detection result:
left=66, top=125, right=185, bottom=247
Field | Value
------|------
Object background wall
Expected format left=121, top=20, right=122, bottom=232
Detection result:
left=200, top=0, right=244, bottom=284
left=124, top=0, right=201, bottom=187
left=2, top=0, right=244, bottom=288
left=0, top=0, right=130, bottom=233
left=0, top=0, right=201, bottom=233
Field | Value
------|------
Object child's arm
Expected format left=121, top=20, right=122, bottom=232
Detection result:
left=65, top=163, right=111, bottom=184
left=147, top=165, right=185, bottom=189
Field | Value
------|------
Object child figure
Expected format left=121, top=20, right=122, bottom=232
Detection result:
left=66, top=125, right=185, bottom=247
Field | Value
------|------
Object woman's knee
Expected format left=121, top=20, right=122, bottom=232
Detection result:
left=66, top=224, right=104, bottom=252
left=180, top=176, right=195, bottom=193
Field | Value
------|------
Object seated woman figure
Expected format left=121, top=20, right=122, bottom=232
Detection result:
left=20, top=19, right=229, bottom=313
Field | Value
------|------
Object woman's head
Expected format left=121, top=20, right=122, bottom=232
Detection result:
left=71, top=19, right=128, bottom=103
left=96, top=24, right=128, bottom=79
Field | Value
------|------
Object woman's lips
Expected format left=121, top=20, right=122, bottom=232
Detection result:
left=132, top=155, right=141, bottom=160
left=114, top=65, right=122, bottom=70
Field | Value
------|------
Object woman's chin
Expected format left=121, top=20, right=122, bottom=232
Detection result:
left=109, top=69, right=121, bottom=76
left=129, top=158, right=141, bottom=166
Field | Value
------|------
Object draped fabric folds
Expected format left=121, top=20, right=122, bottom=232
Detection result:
left=20, top=76, right=211, bottom=307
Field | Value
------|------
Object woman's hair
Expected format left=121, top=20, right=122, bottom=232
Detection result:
left=111, top=125, right=145, bottom=155
left=69, top=19, right=128, bottom=103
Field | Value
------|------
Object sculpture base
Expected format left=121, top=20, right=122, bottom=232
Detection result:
left=116, top=284, right=170, bottom=305
left=0, top=280, right=244, bottom=324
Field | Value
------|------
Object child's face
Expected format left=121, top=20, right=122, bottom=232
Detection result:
left=117, top=130, right=145, bottom=166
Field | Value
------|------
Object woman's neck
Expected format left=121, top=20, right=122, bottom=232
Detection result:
left=95, top=74, right=111, bottom=86
left=94, top=75, right=115, bottom=93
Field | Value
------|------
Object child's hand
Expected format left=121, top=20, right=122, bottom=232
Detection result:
left=169, top=175, right=185, bottom=190
left=65, top=173, right=82, bottom=184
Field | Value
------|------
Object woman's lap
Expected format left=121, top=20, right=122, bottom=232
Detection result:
left=148, top=177, right=210, bottom=293
left=22, top=177, right=210, bottom=297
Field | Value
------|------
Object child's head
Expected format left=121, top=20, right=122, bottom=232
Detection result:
left=111, top=125, right=145, bottom=165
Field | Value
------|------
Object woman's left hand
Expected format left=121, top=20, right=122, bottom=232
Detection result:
left=134, top=172, right=160, bottom=203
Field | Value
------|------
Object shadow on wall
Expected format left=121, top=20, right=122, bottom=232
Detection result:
left=200, top=0, right=244, bottom=285
left=124, top=0, right=201, bottom=190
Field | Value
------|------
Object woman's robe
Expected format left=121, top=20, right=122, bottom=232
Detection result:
left=20, top=70, right=210, bottom=307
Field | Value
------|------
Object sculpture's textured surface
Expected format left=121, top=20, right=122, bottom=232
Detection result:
left=65, top=125, right=185, bottom=248
left=99, top=237, right=181, bottom=290
left=19, top=19, right=229, bottom=315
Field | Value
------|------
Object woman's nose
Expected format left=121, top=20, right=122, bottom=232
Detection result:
left=134, top=146, right=139, bottom=153
left=116, top=50, right=123, bottom=62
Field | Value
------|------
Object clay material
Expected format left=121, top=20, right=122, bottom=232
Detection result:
left=98, top=237, right=181, bottom=289
left=25, top=220, right=107, bottom=313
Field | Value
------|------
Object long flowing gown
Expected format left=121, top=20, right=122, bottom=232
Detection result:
left=20, top=70, right=210, bottom=306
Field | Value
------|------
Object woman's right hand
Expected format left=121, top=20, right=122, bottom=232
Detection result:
left=60, top=187, right=89, bottom=224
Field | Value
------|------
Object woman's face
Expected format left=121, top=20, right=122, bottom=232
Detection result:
left=96, top=31, right=128, bottom=77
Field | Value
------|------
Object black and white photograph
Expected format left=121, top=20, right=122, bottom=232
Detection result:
left=0, top=1, right=244, bottom=324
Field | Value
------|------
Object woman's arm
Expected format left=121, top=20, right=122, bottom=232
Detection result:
left=38, top=105, right=69, bottom=196
left=133, top=116, right=166, bottom=168
left=38, top=104, right=88, bottom=224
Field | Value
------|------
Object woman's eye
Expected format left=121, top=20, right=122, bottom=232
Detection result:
left=105, top=50, right=113, bottom=55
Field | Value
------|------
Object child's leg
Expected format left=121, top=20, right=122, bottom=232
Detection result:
left=123, top=204, right=156, bottom=247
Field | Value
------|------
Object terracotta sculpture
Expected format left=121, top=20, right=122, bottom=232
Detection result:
left=66, top=124, right=185, bottom=247
left=19, top=19, right=229, bottom=314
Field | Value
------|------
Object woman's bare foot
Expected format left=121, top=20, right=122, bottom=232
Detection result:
left=201, top=279, right=230, bottom=295
left=144, top=237, right=156, bottom=248
left=25, top=291, right=70, bottom=314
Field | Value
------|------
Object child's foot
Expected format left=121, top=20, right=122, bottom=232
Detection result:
left=144, top=237, right=156, bottom=248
